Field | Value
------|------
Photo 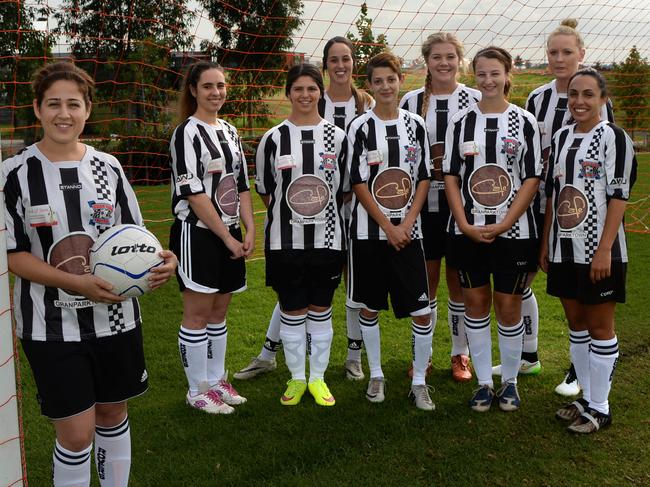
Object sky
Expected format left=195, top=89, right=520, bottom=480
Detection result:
left=36, top=0, right=650, bottom=64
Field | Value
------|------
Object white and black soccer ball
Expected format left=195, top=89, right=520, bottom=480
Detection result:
left=89, top=224, right=164, bottom=298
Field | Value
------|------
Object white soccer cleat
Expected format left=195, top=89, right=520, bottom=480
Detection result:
left=212, top=372, right=247, bottom=405
left=233, top=356, right=277, bottom=380
left=186, top=390, right=234, bottom=415
left=345, top=359, right=365, bottom=381
left=366, top=377, right=385, bottom=403
left=555, top=368, right=581, bottom=397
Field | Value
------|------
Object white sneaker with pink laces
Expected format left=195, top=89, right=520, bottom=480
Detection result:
left=211, top=372, right=247, bottom=405
left=186, top=389, right=235, bottom=414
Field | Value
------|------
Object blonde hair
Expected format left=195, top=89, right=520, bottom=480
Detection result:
left=420, top=32, right=465, bottom=122
left=547, top=18, right=584, bottom=49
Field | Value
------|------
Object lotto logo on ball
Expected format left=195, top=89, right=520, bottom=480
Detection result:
left=90, top=224, right=164, bottom=298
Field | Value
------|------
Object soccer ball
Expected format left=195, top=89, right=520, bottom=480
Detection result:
left=89, top=224, right=164, bottom=298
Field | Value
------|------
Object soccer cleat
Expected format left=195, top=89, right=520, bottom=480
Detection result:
left=280, top=379, right=307, bottom=406
left=451, top=355, right=472, bottom=382
left=555, top=365, right=581, bottom=396
left=186, top=390, right=234, bottom=415
left=496, top=381, right=521, bottom=412
left=212, top=372, right=247, bottom=405
left=345, top=359, right=365, bottom=381
left=492, top=359, right=541, bottom=376
left=409, top=384, right=435, bottom=411
left=308, top=379, right=336, bottom=407
left=567, top=408, right=612, bottom=434
left=407, top=359, right=433, bottom=379
left=469, top=385, right=495, bottom=412
left=555, top=398, right=590, bottom=422
left=233, top=356, right=277, bottom=380
left=366, top=377, right=386, bottom=403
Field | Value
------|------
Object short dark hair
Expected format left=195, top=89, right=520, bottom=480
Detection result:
left=285, top=63, right=324, bottom=98
left=32, top=62, right=94, bottom=107
left=568, top=68, right=608, bottom=98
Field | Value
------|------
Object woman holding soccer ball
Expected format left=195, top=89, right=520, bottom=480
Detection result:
left=443, top=47, right=542, bottom=412
left=169, top=61, right=255, bottom=414
left=540, top=68, right=636, bottom=433
left=2, top=61, right=176, bottom=487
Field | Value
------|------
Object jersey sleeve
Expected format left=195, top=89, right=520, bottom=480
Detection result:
left=347, top=120, right=368, bottom=185
left=234, top=128, right=250, bottom=194
left=442, top=115, right=463, bottom=176
left=415, top=118, right=431, bottom=182
left=170, top=124, right=205, bottom=197
left=603, top=125, right=636, bottom=201
left=545, top=132, right=559, bottom=198
left=1, top=161, right=30, bottom=253
left=108, top=157, right=144, bottom=226
left=255, top=129, right=276, bottom=196
left=520, top=113, right=543, bottom=180
left=338, top=130, right=350, bottom=193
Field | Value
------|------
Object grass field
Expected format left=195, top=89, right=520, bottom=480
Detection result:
left=17, top=157, right=650, bottom=485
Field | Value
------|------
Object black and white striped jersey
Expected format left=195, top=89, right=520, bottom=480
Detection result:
left=526, top=79, right=614, bottom=214
left=545, top=121, right=636, bottom=264
left=318, top=92, right=374, bottom=131
left=255, top=119, right=348, bottom=250
left=443, top=103, right=542, bottom=239
left=2, top=144, right=144, bottom=342
left=400, top=83, right=481, bottom=212
left=347, top=109, right=431, bottom=241
left=170, top=116, right=249, bottom=229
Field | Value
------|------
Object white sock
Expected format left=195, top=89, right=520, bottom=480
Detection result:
left=521, top=288, right=539, bottom=356
left=429, top=298, right=438, bottom=335
left=345, top=306, right=363, bottom=361
left=448, top=300, right=469, bottom=356
left=279, top=311, right=307, bottom=381
left=178, top=326, right=208, bottom=395
left=260, top=303, right=282, bottom=361
left=95, top=416, right=130, bottom=487
left=53, top=440, right=92, bottom=487
left=411, top=320, right=433, bottom=386
left=497, top=320, right=525, bottom=384
left=569, top=329, right=591, bottom=402
left=589, top=336, right=619, bottom=415
left=307, top=308, right=334, bottom=381
left=465, top=314, right=492, bottom=387
left=206, top=321, right=227, bottom=385
left=359, top=314, right=383, bottom=378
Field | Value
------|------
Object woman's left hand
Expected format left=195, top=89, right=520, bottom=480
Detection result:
left=590, top=247, right=612, bottom=284
left=243, top=231, right=256, bottom=259
left=148, top=250, right=178, bottom=290
left=480, top=223, right=507, bottom=241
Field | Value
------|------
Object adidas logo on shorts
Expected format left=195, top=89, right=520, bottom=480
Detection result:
left=418, top=293, right=428, bottom=302
left=141, top=370, right=148, bottom=382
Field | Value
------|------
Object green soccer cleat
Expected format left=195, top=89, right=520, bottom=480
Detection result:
left=280, top=379, right=307, bottom=406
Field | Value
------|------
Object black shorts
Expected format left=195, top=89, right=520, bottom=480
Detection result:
left=446, top=235, right=538, bottom=273
left=21, top=327, right=148, bottom=420
left=534, top=210, right=545, bottom=255
left=547, top=262, right=627, bottom=304
left=265, top=249, right=345, bottom=311
left=420, top=210, right=450, bottom=261
left=457, top=268, right=530, bottom=295
left=347, top=239, right=429, bottom=319
left=170, top=219, right=246, bottom=294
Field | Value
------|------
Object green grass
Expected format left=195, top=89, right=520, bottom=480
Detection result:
left=17, top=157, right=650, bottom=485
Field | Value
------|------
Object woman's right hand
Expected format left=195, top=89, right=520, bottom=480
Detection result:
left=225, top=235, right=245, bottom=259
left=461, top=223, right=494, bottom=244
left=72, top=274, right=125, bottom=304
left=538, top=242, right=549, bottom=273
left=385, top=224, right=411, bottom=251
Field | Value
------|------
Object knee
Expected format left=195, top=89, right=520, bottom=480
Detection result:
left=57, top=430, right=94, bottom=452
left=359, top=309, right=378, bottom=320
left=412, top=314, right=430, bottom=327
left=95, top=403, right=127, bottom=428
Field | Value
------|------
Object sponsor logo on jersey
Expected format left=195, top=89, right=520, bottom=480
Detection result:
left=468, top=165, right=512, bottom=209
left=385, top=135, right=400, bottom=140
left=54, top=299, right=96, bottom=309
left=59, top=182, right=83, bottom=191
left=300, top=139, right=315, bottom=144
left=434, top=108, right=449, bottom=113
left=88, top=201, right=114, bottom=225
left=372, top=167, right=412, bottom=214
left=609, top=177, right=627, bottom=187
left=319, top=152, right=337, bottom=170
left=556, top=185, right=589, bottom=230
left=333, top=113, right=346, bottom=119
left=404, top=145, right=417, bottom=164
left=176, top=173, right=194, bottom=185
left=484, top=128, right=499, bottom=133
left=578, top=159, right=602, bottom=179
left=286, top=174, right=330, bottom=219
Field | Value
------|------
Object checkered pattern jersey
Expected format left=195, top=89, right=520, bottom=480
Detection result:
left=2, top=144, right=144, bottom=341
left=255, top=119, right=348, bottom=250
left=318, top=92, right=374, bottom=131
left=443, top=103, right=543, bottom=238
left=545, top=121, right=636, bottom=264
left=400, top=84, right=481, bottom=213
left=526, top=79, right=614, bottom=215
left=347, top=109, right=431, bottom=241
left=169, top=116, right=250, bottom=229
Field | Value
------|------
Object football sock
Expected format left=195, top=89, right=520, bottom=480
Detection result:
left=521, top=288, right=539, bottom=361
left=569, top=329, right=591, bottom=402
left=359, top=314, right=383, bottom=378
left=411, top=320, right=433, bottom=386
left=307, top=308, right=334, bottom=381
left=429, top=298, right=438, bottom=335
left=95, top=416, right=131, bottom=487
left=206, top=321, right=227, bottom=386
left=448, top=300, right=469, bottom=356
left=259, top=303, right=282, bottom=361
left=589, top=336, right=619, bottom=415
left=53, top=440, right=92, bottom=487
left=279, top=311, right=307, bottom=381
left=465, top=314, right=492, bottom=387
left=178, top=326, right=208, bottom=395
left=497, top=320, right=526, bottom=384
left=345, top=305, right=363, bottom=362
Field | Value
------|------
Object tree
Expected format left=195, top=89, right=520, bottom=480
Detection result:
left=346, top=2, right=389, bottom=88
left=0, top=1, right=51, bottom=145
left=200, top=0, right=303, bottom=129
left=611, top=46, right=650, bottom=138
